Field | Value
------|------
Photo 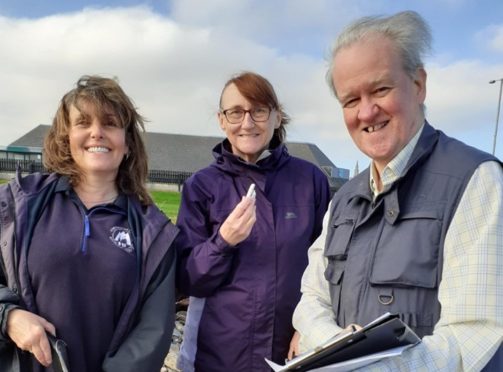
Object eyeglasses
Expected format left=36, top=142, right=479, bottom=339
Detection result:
left=221, top=107, right=271, bottom=124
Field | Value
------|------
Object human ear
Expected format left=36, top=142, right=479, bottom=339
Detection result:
left=273, top=110, right=281, bottom=129
left=218, top=111, right=226, bottom=131
left=415, top=68, right=427, bottom=103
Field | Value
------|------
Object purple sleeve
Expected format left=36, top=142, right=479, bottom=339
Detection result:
left=175, top=179, right=237, bottom=297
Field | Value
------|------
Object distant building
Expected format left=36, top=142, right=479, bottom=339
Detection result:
left=1, top=124, right=350, bottom=192
left=353, top=161, right=360, bottom=178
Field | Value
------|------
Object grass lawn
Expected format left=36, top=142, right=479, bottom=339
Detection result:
left=150, top=190, right=181, bottom=222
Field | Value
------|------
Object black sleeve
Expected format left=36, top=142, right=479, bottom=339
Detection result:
left=102, top=246, right=177, bottom=372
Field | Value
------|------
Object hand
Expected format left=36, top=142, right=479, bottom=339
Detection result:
left=288, top=331, right=301, bottom=361
left=338, top=323, right=362, bottom=338
left=219, top=196, right=256, bottom=246
left=6, top=309, right=56, bottom=367
left=344, top=323, right=362, bottom=332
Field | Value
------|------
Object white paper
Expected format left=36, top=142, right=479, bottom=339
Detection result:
left=265, top=345, right=412, bottom=372
left=308, top=345, right=411, bottom=371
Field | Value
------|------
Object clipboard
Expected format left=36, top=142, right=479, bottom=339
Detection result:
left=266, top=313, right=420, bottom=372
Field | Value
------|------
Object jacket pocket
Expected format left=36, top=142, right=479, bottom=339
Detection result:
left=323, top=216, right=354, bottom=313
left=370, top=209, right=442, bottom=288
left=323, top=257, right=346, bottom=314
left=324, top=258, right=345, bottom=285
left=324, top=216, right=355, bottom=257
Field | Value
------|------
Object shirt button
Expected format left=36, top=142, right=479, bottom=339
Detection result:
left=387, top=209, right=395, bottom=217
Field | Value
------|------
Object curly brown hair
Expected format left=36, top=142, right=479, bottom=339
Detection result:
left=43, top=75, right=152, bottom=205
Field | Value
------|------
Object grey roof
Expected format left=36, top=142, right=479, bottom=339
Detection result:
left=145, top=132, right=223, bottom=173
left=8, top=124, right=348, bottom=191
left=8, top=124, right=47, bottom=150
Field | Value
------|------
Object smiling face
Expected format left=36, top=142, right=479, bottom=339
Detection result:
left=218, top=83, right=281, bottom=163
left=68, top=99, right=128, bottom=179
left=332, top=35, right=427, bottom=173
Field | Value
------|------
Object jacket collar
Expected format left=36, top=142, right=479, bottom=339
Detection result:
left=211, top=139, right=290, bottom=175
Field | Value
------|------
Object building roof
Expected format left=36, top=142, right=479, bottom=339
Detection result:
left=9, top=124, right=348, bottom=189
left=8, top=124, right=47, bottom=150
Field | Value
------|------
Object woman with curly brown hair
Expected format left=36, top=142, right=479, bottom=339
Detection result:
left=0, top=75, right=178, bottom=372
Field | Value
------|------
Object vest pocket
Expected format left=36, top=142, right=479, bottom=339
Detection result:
left=323, top=216, right=355, bottom=312
left=324, top=257, right=346, bottom=285
left=324, top=217, right=355, bottom=256
left=370, top=209, right=442, bottom=288
left=324, top=257, right=346, bottom=315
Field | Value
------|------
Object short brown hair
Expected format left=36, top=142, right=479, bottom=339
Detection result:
left=43, top=75, right=153, bottom=205
left=219, top=72, right=290, bottom=145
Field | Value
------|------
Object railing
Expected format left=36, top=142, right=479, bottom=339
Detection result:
left=0, top=158, right=44, bottom=173
left=0, top=159, right=345, bottom=194
left=148, top=169, right=192, bottom=189
left=0, top=159, right=193, bottom=188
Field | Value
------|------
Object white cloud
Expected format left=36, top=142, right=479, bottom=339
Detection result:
left=0, top=3, right=502, bottom=173
left=475, top=23, right=503, bottom=54
left=0, top=5, right=360, bottom=168
left=168, top=0, right=363, bottom=54
left=426, top=59, right=503, bottom=153
left=488, top=25, right=503, bottom=53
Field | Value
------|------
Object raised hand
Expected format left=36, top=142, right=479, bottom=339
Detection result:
left=219, top=195, right=256, bottom=246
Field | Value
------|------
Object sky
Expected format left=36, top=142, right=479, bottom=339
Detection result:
left=1, top=0, right=502, bottom=173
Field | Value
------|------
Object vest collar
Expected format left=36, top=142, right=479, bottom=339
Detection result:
left=402, top=122, right=439, bottom=177
left=348, top=122, right=440, bottom=220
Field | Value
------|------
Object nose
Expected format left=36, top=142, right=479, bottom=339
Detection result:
left=241, top=111, right=255, bottom=129
left=357, top=97, right=379, bottom=122
left=90, top=120, right=104, bottom=139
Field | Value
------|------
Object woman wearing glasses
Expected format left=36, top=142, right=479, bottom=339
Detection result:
left=176, top=72, right=330, bottom=371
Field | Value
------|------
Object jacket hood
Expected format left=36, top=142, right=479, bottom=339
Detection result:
left=210, top=139, right=291, bottom=175
left=10, top=171, right=59, bottom=197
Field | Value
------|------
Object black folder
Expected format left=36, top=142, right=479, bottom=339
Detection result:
left=278, top=313, right=420, bottom=371
left=47, top=333, right=70, bottom=372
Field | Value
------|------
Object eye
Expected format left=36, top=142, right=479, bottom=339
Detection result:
left=73, top=117, right=89, bottom=127
left=105, top=120, right=119, bottom=127
left=227, top=108, right=245, bottom=118
left=254, top=107, right=269, bottom=114
left=374, top=87, right=391, bottom=96
left=103, top=114, right=120, bottom=127
left=342, top=98, right=359, bottom=109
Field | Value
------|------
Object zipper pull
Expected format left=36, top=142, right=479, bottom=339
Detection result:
left=81, top=214, right=90, bottom=254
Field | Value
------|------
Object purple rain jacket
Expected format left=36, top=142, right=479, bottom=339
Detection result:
left=0, top=171, right=178, bottom=372
left=176, top=140, right=330, bottom=371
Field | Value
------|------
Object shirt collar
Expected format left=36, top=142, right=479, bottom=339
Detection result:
left=370, top=123, right=424, bottom=198
left=55, top=175, right=126, bottom=210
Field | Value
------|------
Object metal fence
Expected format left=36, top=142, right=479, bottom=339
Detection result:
left=0, top=158, right=44, bottom=173
left=0, top=159, right=193, bottom=188
left=148, top=169, right=192, bottom=187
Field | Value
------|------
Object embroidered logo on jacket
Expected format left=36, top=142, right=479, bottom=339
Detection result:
left=285, top=212, right=297, bottom=219
left=109, top=227, right=134, bottom=253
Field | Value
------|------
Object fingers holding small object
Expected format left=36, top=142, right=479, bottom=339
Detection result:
left=246, top=183, right=256, bottom=199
